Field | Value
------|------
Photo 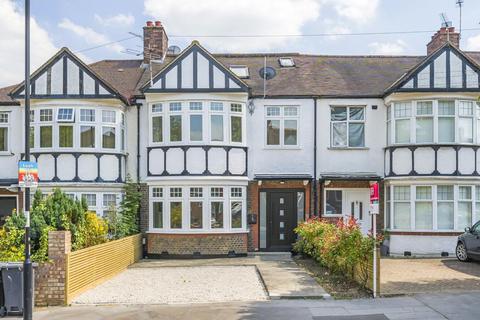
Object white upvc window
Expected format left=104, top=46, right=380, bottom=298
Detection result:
left=210, top=102, right=225, bottom=143
left=230, top=103, right=243, bottom=143
left=438, top=101, right=455, bottom=143
left=189, top=102, right=203, bottom=142
left=330, top=106, right=365, bottom=148
left=415, top=101, right=433, bottom=143
left=393, top=186, right=411, bottom=229
left=415, top=186, right=433, bottom=230
left=458, top=101, right=474, bottom=143
left=324, top=189, right=343, bottom=216
left=437, top=185, right=454, bottom=230
left=394, top=102, right=411, bottom=144
left=39, top=108, right=53, bottom=149
left=0, top=111, right=9, bottom=153
left=82, top=193, right=97, bottom=212
left=169, top=102, right=182, bottom=142
left=151, top=187, right=164, bottom=229
left=151, top=103, right=163, bottom=144
left=265, top=106, right=299, bottom=147
left=102, top=110, right=116, bottom=124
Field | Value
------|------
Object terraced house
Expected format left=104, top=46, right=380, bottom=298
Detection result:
left=1, top=21, right=479, bottom=257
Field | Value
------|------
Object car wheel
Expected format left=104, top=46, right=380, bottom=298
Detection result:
left=456, top=242, right=470, bottom=262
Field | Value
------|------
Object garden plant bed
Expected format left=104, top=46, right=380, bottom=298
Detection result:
left=294, top=256, right=371, bottom=299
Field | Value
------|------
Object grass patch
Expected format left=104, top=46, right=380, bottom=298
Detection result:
left=293, top=255, right=371, bottom=299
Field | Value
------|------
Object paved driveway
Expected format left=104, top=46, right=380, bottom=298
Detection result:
left=72, top=253, right=327, bottom=305
left=381, top=258, right=480, bottom=295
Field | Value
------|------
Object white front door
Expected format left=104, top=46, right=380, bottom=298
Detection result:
left=346, top=190, right=371, bottom=235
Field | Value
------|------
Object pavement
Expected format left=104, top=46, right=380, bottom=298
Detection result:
left=32, top=291, right=480, bottom=319
left=381, top=258, right=480, bottom=295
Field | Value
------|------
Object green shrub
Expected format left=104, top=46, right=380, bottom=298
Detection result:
left=114, top=177, right=141, bottom=239
left=294, top=217, right=380, bottom=287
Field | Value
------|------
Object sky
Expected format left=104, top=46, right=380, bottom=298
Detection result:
left=1, top=0, right=480, bottom=87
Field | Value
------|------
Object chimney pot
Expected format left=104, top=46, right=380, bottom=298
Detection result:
left=426, top=26, right=459, bottom=55
left=146, top=21, right=153, bottom=27
left=155, top=21, right=162, bottom=27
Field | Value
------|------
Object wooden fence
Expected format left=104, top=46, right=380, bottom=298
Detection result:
left=65, top=234, right=142, bottom=304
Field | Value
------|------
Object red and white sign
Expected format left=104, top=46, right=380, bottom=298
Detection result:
left=369, top=182, right=379, bottom=214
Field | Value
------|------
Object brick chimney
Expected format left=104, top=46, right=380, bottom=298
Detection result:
left=143, top=21, right=168, bottom=64
left=426, top=26, right=460, bottom=55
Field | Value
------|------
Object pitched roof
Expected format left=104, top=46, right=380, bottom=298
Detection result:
left=2, top=46, right=480, bottom=105
left=0, top=85, right=19, bottom=105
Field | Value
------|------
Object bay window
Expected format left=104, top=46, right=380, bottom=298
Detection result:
left=458, top=101, right=474, bottom=143
left=211, top=187, right=224, bottom=229
left=458, top=186, right=472, bottom=229
left=330, top=106, right=365, bottom=148
left=190, top=187, right=203, bottom=229
left=102, top=127, right=116, bottom=149
left=80, top=126, right=95, bottom=148
left=170, top=187, right=183, bottom=229
left=437, top=186, right=454, bottom=230
left=415, top=102, right=433, bottom=143
left=40, top=126, right=52, bottom=148
left=190, top=115, right=203, bottom=141
left=211, top=115, right=224, bottom=142
left=59, top=125, right=73, bottom=148
left=170, top=115, right=182, bottom=142
left=438, top=101, right=455, bottom=143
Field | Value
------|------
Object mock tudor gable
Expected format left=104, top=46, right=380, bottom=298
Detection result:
left=386, top=43, right=480, bottom=94
left=10, top=48, right=127, bottom=103
left=143, top=41, right=249, bottom=93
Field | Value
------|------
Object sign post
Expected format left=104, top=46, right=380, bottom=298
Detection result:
left=369, top=182, right=379, bottom=298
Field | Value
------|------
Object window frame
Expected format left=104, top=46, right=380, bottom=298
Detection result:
left=0, top=111, right=10, bottom=154
left=56, top=108, right=75, bottom=123
left=265, top=105, right=300, bottom=148
left=330, top=105, right=366, bottom=149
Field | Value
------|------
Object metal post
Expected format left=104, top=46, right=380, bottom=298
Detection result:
left=372, top=213, right=377, bottom=298
left=23, top=0, right=33, bottom=319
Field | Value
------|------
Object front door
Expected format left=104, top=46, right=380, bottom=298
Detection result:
left=346, top=191, right=370, bottom=235
left=267, top=191, right=297, bottom=251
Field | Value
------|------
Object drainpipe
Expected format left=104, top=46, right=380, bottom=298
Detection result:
left=313, top=97, right=318, bottom=217
left=136, top=103, right=141, bottom=182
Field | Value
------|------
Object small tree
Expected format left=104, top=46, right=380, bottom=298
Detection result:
left=117, top=177, right=142, bottom=238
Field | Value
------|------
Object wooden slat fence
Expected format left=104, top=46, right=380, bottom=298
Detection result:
left=65, top=234, right=142, bottom=304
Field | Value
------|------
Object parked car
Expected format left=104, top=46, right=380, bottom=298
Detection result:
left=456, top=221, right=480, bottom=262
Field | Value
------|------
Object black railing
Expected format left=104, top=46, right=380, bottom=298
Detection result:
left=385, top=144, right=480, bottom=177
left=23, top=151, right=126, bottom=183
left=147, top=145, right=248, bottom=177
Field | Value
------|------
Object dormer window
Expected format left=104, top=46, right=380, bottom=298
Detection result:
left=229, top=66, right=249, bottom=79
left=278, top=57, right=295, bottom=67
left=57, top=108, right=74, bottom=122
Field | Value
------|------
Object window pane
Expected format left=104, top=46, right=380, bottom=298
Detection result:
left=349, top=107, right=364, bottom=120
left=0, top=112, right=9, bottom=123
left=395, top=119, right=410, bottom=143
left=416, top=186, right=432, bottom=200
left=211, top=115, right=224, bottom=142
left=170, top=202, right=182, bottom=229
left=416, top=102, right=433, bottom=115
left=415, top=202, right=432, bottom=230
left=170, top=115, right=182, bottom=142
left=210, top=102, right=223, bottom=111
left=58, top=108, right=74, bottom=121
left=211, top=187, right=224, bottom=197
left=231, top=103, right=242, bottom=112
left=102, top=110, right=116, bottom=123
left=82, top=194, right=96, bottom=207
left=152, top=103, right=163, bottom=113
left=231, top=116, right=242, bottom=142
left=437, top=202, right=454, bottom=230
left=458, top=202, right=472, bottom=229
left=103, top=194, right=116, bottom=207
left=438, top=118, right=455, bottom=143
left=348, top=123, right=364, bottom=147
left=332, top=122, right=347, bottom=147
left=81, top=126, right=95, bottom=148
left=169, top=102, right=182, bottom=112
left=437, top=186, right=453, bottom=200
left=459, top=101, right=473, bottom=116
left=80, top=109, right=95, bottom=122
left=59, top=126, right=73, bottom=148
left=152, top=116, right=163, bottom=143
left=394, top=203, right=410, bottom=229
left=325, top=190, right=342, bottom=215
left=394, top=102, right=411, bottom=118
left=284, top=107, right=298, bottom=116
left=459, top=186, right=472, bottom=200
left=211, top=202, right=224, bottom=228
left=231, top=201, right=242, bottom=228
left=266, top=106, right=280, bottom=116
left=189, top=102, right=202, bottom=111
left=0, top=128, right=7, bottom=151
left=284, top=120, right=297, bottom=145
left=394, top=186, right=410, bottom=200
left=459, top=117, right=473, bottom=143
left=40, top=126, right=52, bottom=148
left=190, top=115, right=203, bottom=141
left=40, top=109, right=53, bottom=122
left=416, top=118, right=433, bottom=143
left=331, top=107, right=347, bottom=121
left=102, top=127, right=116, bottom=149
left=153, top=202, right=163, bottom=228
left=190, top=202, right=203, bottom=229
left=438, top=101, right=455, bottom=115
left=267, top=120, right=280, bottom=145
left=29, top=127, right=34, bottom=148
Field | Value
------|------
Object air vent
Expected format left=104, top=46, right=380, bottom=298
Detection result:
left=278, top=57, right=295, bottom=67
left=259, top=67, right=276, bottom=80
left=229, top=65, right=249, bottom=78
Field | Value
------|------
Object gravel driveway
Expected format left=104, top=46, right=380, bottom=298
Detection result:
left=73, top=265, right=267, bottom=305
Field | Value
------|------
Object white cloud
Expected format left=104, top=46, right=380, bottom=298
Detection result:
left=324, top=0, right=380, bottom=24
left=0, top=0, right=57, bottom=87
left=369, top=40, right=407, bottom=55
left=144, top=0, right=380, bottom=52
left=58, top=18, right=124, bottom=53
left=466, top=34, right=480, bottom=51
left=94, top=13, right=135, bottom=27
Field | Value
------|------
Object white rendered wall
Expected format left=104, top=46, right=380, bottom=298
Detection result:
left=0, top=105, right=23, bottom=180
left=247, top=98, right=314, bottom=179
left=389, top=234, right=457, bottom=256
left=317, top=98, right=386, bottom=177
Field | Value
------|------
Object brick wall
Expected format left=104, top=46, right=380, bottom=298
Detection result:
left=139, top=183, right=149, bottom=233
left=147, top=232, right=248, bottom=256
left=247, top=179, right=311, bottom=251
left=35, top=231, right=71, bottom=306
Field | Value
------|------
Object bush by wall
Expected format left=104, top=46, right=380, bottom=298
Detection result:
left=294, top=217, right=381, bottom=289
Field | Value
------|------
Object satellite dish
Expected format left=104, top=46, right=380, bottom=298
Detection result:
left=167, top=45, right=181, bottom=55
left=259, top=67, right=276, bottom=80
